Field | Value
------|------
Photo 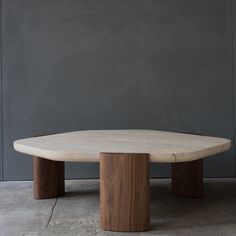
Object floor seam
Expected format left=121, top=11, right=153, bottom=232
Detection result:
left=45, top=198, right=58, bottom=230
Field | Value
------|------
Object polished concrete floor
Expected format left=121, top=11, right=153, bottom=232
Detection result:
left=1, top=179, right=236, bottom=236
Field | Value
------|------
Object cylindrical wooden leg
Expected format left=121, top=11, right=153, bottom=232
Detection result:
left=33, top=157, right=65, bottom=199
left=100, top=153, right=150, bottom=232
left=171, top=159, right=203, bottom=198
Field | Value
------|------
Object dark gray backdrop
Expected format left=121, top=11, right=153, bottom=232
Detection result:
left=0, top=0, right=235, bottom=180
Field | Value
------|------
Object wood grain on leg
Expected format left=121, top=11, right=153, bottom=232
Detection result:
left=171, top=159, right=203, bottom=198
left=100, top=153, right=150, bottom=232
left=33, top=157, right=65, bottom=199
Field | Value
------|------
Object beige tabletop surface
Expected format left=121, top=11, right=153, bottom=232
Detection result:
left=13, top=129, right=231, bottom=163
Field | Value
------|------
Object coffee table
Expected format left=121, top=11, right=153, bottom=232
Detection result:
left=13, top=130, right=231, bottom=232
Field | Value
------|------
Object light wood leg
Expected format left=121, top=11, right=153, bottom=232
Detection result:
left=100, top=153, right=150, bottom=232
left=171, top=159, right=203, bottom=198
left=33, top=157, right=65, bottom=199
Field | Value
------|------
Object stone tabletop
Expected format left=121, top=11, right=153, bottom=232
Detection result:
left=13, top=130, right=231, bottom=163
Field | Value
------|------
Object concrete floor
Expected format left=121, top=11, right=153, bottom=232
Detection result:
left=1, top=179, right=236, bottom=236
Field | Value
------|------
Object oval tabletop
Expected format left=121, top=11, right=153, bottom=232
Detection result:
left=13, top=130, right=231, bottom=163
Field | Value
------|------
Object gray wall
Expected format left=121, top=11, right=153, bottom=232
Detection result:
left=0, top=0, right=235, bottom=180
left=233, top=0, right=236, bottom=179
left=0, top=1, right=2, bottom=180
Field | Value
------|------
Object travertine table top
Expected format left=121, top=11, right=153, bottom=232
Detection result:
left=13, top=130, right=231, bottom=163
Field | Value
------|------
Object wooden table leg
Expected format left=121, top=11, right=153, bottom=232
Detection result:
left=33, top=157, right=65, bottom=199
left=171, top=159, right=203, bottom=198
left=100, top=153, right=150, bottom=232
